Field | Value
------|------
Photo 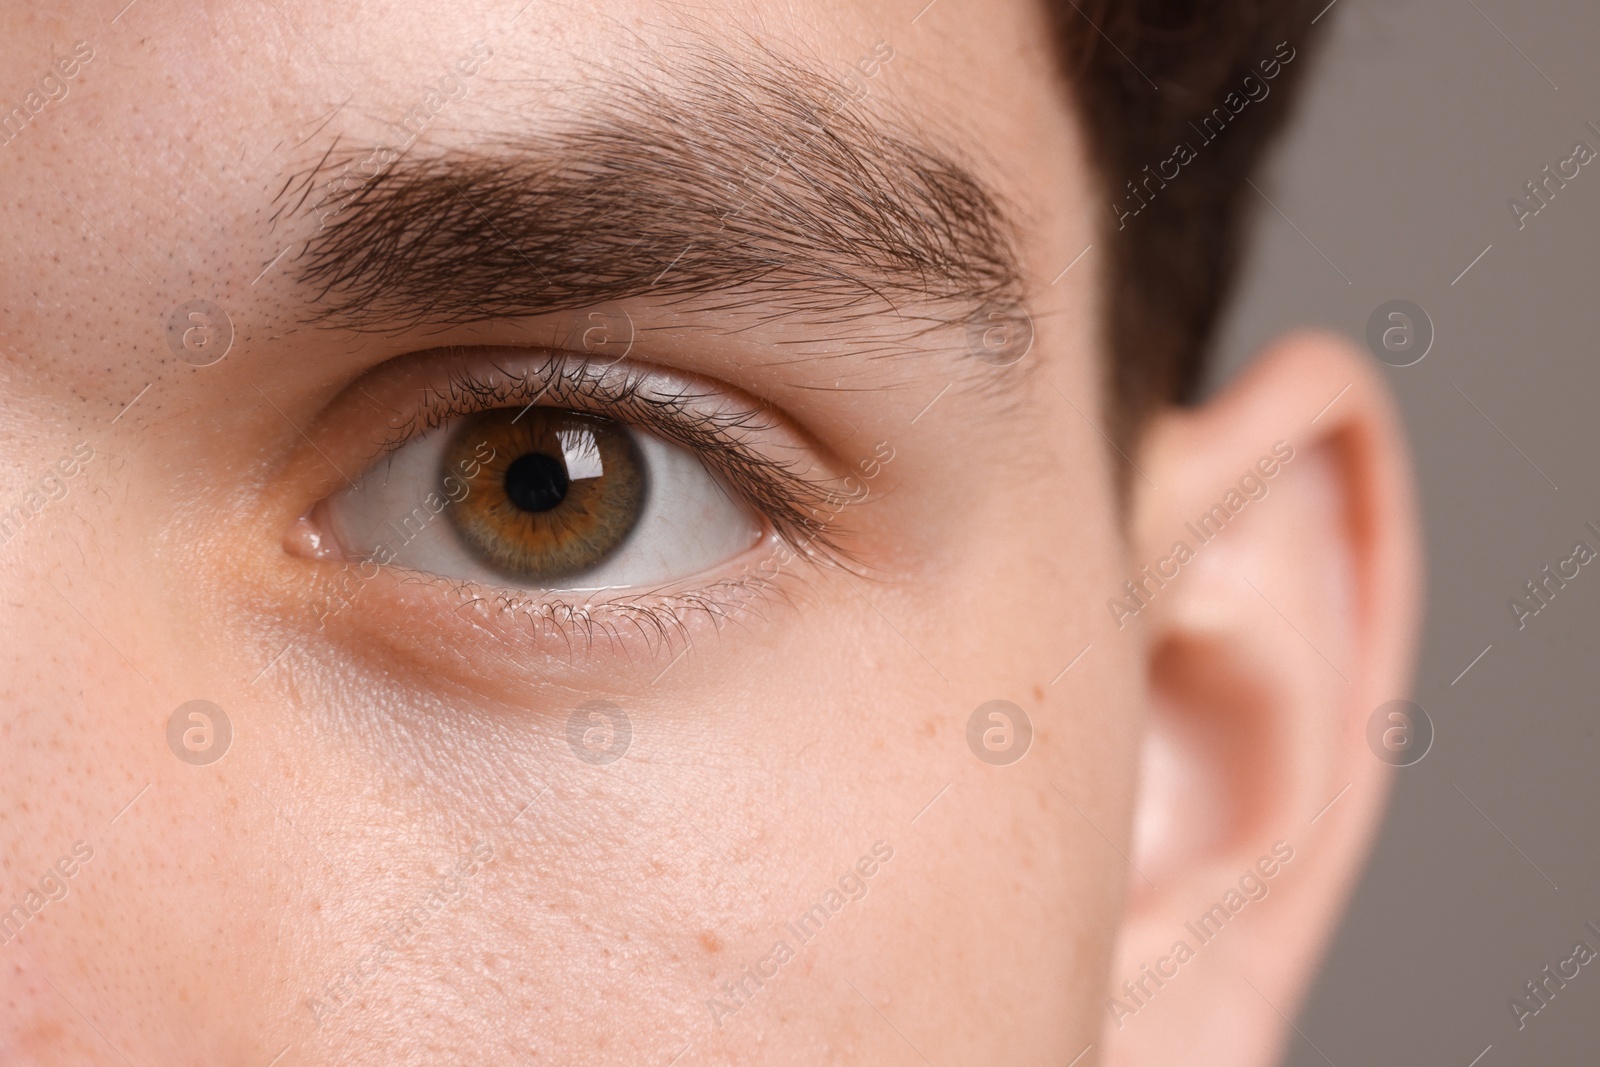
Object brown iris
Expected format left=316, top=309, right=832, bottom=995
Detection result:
left=443, top=407, right=646, bottom=581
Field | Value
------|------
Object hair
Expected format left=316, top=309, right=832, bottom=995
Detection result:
left=1046, top=1, right=1326, bottom=447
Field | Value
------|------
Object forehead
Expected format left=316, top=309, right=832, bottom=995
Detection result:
left=3, top=0, right=1070, bottom=204
left=0, top=0, right=1088, bottom=327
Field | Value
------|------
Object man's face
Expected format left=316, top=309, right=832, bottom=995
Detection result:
left=0, top=2, right=1123, bottom=1062
left=0, top=2, right=1417, bottom=1065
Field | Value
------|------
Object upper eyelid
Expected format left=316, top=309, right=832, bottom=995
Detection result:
left=391, top=354, right=707, bottom=451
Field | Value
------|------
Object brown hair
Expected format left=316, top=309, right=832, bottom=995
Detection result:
left=1048, top=1, right=1325, bottom=446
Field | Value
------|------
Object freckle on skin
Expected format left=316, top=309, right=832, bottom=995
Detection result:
left=1032, top=684, right=1044, bottom=702
left=699, top=931, right=722, bottom=954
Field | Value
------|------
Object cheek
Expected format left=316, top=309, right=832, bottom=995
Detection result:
left=0, top=602, right=279, bottom=1062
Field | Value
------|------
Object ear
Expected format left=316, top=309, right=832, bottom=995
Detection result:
left=1100, top=333, right=1422, bottom=1066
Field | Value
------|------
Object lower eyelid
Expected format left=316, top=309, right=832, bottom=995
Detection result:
left=295, top=544, right=804, bottom=689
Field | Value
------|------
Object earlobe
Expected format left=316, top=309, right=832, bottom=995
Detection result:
left=1103, top=333, right=1421, bottom=1066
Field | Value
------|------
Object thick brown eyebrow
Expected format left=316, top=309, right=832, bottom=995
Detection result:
left=275, top=47, right=1026, bottom=337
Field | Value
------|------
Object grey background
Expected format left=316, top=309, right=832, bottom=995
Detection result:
left=1211, top=0, right=1600, bottom=1062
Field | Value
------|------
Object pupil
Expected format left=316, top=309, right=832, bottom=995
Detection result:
left=503, top=451, right=570, bottom=513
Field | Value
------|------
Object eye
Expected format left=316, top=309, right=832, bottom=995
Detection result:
left=320, top=403, right=763, bottom=591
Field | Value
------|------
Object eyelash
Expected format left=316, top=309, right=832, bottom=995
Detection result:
left=340, top=350, right=858, bottom=647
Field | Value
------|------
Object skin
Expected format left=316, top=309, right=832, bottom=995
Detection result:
left=0, top=1, right=1419, bottom=1065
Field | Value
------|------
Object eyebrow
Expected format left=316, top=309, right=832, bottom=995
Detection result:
left=275, top=47, right=1026, bottom=338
